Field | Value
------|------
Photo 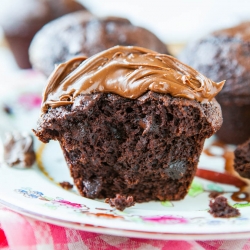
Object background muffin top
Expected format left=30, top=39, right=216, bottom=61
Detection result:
left=0, top=0, right=87, bottom=36
left=29, top=12, right=169, bottom=76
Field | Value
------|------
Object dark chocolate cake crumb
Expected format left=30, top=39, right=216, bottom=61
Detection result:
left=59, top=181, right=73, bottom=190
left=209, top=196, right=240, bottom=218
left=3, top=132, right=36, bottom=168
left=105, top=194, right=135, bottom=211
left=209, top=191, right=224, bottom=199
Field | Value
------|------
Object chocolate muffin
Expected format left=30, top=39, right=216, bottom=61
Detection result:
left=29, top=11, right=170, bottom=76
left=234, top=138, right=250, bottom=179
left=34, top=46, right=223, bottom=202
left=0, top=0, right=86, bottom=69
left=179, top=22, right=250, bottom=145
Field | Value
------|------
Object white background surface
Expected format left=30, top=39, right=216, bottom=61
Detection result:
left=1, top=1, right=250, bottom=44
left=79, top=0, right=250, bottom=43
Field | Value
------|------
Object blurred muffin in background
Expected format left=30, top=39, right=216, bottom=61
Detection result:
left=29, top=11, right=170, bottom=76
left=234, top=137, right=250, bottom=179
left=0, top=0, right=87, bottom=69
left=179, top=22, right=250, bottom=145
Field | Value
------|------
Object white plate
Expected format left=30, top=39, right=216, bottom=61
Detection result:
left=0, top=73, right=250, bottom=240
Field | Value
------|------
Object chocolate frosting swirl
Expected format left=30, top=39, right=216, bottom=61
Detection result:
left=42, top=46, right=224, bottom=113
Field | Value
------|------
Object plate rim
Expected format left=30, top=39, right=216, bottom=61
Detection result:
left=1, top=198, right=250, bottom=241
left=1, top=78, right=250, bottom=241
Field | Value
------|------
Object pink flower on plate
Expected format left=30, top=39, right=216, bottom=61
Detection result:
left=18, top=93, right=42, bottom=109
left=54, top=199, right=85, bottom=209
left=142, top=215, right=188, bottom=224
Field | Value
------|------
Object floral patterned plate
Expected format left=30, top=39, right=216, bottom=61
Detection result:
left=0, top=71, right=250, bottom=240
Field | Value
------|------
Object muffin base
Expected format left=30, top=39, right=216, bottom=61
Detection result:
left=34, top=92, right=222, bottom=202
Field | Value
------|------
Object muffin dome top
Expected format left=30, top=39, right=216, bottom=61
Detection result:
left=42, top=46, right=224, bottom=113
left=29, top=11, right=170, bottom=76
left=179, top=22, right=250, bottom=105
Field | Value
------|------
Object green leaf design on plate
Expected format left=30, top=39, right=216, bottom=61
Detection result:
left=233, top=203, right=250, bottom=208
left=39, top=196, right=53, bottom=201
left=127, top=216, right=144, bottom=223
left=114, top=211, right=143, bottom=222
left=115, top=210, right=128, bottom=216
left=161, top=201, right=173, bottom=207
left=207, top=183, right=224, bottom=192
left=42, top=203, right=58, bottom=210
left=188, top=181, right=204, bottom=197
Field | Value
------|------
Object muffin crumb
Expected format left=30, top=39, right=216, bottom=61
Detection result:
left=105, top=194, right=135, bottom=211
left=59, top=181, right=73, bottom=190
left=3, top=132, right=36, bottom=168
left=209, top=196, right=240, bottom=218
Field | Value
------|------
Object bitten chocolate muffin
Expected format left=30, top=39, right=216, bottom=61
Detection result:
left=234, top=138, right=250, bottom=179
left=0, top=0, right=86, bottom=69
left=34, top=46, right=223, bottom=202
left=29, top=11, right=169, bottom=76
left=179, top=22, right=250, bottom=145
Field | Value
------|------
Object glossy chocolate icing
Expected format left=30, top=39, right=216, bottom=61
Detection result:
left=42, top=46, right=225, bottom=113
